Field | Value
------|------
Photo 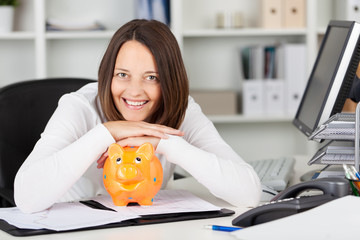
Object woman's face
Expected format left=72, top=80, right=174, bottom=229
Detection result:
left=111, top=40, right=162, bottom=121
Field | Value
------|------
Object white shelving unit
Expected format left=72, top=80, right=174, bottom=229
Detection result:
left=0, top=0, right=342, bottom=161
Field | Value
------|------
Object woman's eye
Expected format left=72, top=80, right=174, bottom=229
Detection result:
left=146, top=75, right=157, bottom=81
left=117, top=73, right=127, bottom=78
left=116, top=158, right=122, bottom=164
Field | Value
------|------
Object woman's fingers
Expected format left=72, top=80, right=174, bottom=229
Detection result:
left=117, top=136, right=160, bottom=149
left=104, top=121, right=184, bottom=142
left=96, top=151, right=108, bottom=169
left=146, top=122, right=184, bottom=135
left=138, top=122, right=184, bottom=138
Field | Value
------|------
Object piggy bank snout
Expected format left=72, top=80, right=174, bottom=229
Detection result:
left=117, top=164, right=142, bottom=181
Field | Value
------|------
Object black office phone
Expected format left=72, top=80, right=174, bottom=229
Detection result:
left=232, top=177, right=350, bottom=227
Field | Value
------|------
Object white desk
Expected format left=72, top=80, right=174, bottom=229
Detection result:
left=0, top=156, right=317, bottom=240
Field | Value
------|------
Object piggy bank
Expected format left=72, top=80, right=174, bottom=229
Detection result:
left=103, top=142, right=163, bottom=206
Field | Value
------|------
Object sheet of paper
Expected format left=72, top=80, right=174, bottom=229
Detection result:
left=0, top=201, right=139, bottom=231
left=94, top=189, right=221, bottom=215
left=231, top=195, right=360, bottom=240
left=0, top=190, right=220, bottom=231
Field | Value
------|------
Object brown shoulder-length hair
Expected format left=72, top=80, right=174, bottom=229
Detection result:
left=98, top=19, right=189, bottom=129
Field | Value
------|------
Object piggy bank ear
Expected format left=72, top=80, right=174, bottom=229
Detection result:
left=108, top=143, right=124, bottom=157
left=136, top=142, right=154, bottom=160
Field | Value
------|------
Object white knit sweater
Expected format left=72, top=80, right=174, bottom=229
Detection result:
left=14, top=83, right=261, bottom=213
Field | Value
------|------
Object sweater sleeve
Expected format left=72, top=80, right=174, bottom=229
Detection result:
left=156, top=98, right=261, bottom=207
left=14, top=91, right=114, bottom=213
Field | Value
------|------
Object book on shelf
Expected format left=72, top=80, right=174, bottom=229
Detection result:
left=46, top=18, right=105, bottom=31
left=239, top=43, right=306, bottom=116
left=240, top=45, right=279, bottom=81
left=136, top=0, right=170, bottom=26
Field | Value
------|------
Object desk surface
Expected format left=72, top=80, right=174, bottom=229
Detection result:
left=0, top=156, right=317, bottom=240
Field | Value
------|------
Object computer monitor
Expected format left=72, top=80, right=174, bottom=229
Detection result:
left=293, top=20, right=360, bottom=137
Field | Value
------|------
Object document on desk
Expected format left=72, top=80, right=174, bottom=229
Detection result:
left=231, top=195, right=360, bottom=240
left=94, top=189, right=220, bottom=215
left=0, top=190, right=221, bottom=231
left=0, top=201, right=138, bottom=231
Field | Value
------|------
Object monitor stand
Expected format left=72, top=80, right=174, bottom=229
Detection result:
left=300, top=165, right=343, bottom=182
left=300, top=169, right=320, bottom=182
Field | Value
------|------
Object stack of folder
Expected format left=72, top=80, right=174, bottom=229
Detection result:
left=308, top=113, right=357, bottom=165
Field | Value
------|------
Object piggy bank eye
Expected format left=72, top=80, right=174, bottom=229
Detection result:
left=135, top=157, right=141, bottom=163
left=116, top=158, right=122, bottom=164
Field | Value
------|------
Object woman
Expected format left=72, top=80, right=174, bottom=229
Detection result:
left=14, top=19, right=261, bottom=213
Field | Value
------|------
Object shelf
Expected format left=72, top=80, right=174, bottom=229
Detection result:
left=0, top=32, right=35, bottom=40
left=0, top=0, right=323, bottom=160
left=45, top=30, right=116, bottom=39
left=183, top=28, right=307, bottom=38
left=208, top=114, right=294, bottom=124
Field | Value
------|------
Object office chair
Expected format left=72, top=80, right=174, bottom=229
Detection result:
left=0, top=78, right=96, bottom=207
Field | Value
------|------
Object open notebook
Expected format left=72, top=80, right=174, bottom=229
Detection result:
left=0, top=190, right=234, bottom=237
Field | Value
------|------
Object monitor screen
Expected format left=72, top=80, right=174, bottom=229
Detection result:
left=293, top=20, right=360, bottom=137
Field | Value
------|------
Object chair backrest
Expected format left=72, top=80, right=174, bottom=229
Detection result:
left=0, top=78, right=96, bottom=206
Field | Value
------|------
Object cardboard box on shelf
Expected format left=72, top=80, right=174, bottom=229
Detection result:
left=190, top=90, right=238, bottom=115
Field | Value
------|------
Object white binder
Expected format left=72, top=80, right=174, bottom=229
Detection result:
left=282, top=43, right=307, bottom=116
left=242, top=80, right=264, bottom=116
left=334, top=0, right=360, bottom=21
left=264, top=80, right=285, bottom=115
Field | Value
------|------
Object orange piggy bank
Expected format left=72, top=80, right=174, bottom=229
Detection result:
left=103, top=142, right=163, bottom=206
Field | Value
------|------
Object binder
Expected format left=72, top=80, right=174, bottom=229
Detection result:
left=253, top=45, right=265, bottom=79
left=240, top=44, right=286, bottom=115
left=334, top=0, right=360, bottom=21
left=242, top=80, right=264, bottom=116
left=264, top=80, right=285, bottom=115
left=0, top=208, right=234, bottom=237
left=282, top=43, right=307, bottom=115
left=0, top=190, right=234, bottom=237
left=136, top=0, right=152, bottom=20
left=283, top=0, right=306, bottom=28
left=240, top=45, right=264, bottom=80
left=136, top=0, right=170, bottom=25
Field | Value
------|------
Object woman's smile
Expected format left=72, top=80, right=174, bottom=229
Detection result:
left=123, top=98, right=149, bottom=109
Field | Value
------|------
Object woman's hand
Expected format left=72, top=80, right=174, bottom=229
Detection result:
left=97, top=151, right=108, bottom=169
left=116, top=136, right=160, bottom=149
left=98, top=121, right=183, bottom=169
left=103, top=121, right=183, bottom=142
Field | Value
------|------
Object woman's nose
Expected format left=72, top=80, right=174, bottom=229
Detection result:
left=127, top=78, right=143, bottom=96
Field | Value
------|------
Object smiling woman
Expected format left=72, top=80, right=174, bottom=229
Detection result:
left=14, top=19, right=261, bottom=214
left=98, top=19, right=189, bottom=129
